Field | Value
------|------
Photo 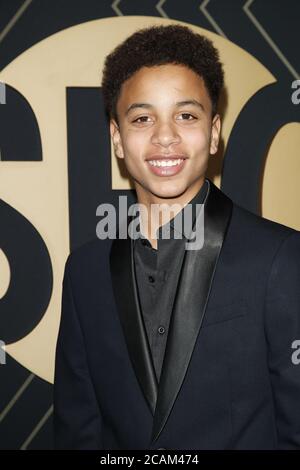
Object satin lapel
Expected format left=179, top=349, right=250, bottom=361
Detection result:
left=109, top=218, right=158, bottom=417
left=150, top=180, right=233, bottom=444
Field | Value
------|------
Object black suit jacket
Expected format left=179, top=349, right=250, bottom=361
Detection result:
left=53, top=180, right=300, bottom=449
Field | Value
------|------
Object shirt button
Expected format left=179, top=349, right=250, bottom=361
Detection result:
left=158, top=326, right=165, bottom=335
left=148, top=275, right=155, bottom=283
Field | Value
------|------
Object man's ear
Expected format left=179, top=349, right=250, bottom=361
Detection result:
left=210, top=113, right=221, bottom=155
left=110, top=119, right=124, bottom=159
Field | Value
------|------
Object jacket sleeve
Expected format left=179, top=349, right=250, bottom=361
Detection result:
left=264, top=231, right=300, bottom=449
left=53, top=254, right=103, bottom=449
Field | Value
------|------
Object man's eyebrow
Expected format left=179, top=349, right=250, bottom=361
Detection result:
left=175, top=99, right=205, bottom=111
left=125, top=103, right=153, bottom=116
left=125, top=99, right=205, bottom=116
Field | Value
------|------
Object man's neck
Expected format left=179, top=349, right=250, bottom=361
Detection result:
left=135, top=177, right=206, bottom=249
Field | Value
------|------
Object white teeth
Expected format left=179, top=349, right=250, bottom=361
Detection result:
left=148, top=159, right=183, bottom=167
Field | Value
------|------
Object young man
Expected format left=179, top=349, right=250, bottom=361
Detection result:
left=53, top=24, right=300, bottom=450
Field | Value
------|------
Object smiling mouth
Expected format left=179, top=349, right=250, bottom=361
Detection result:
left=145, top=156, right=187, bottom=176
left=148, top=158, right=184, bottom=167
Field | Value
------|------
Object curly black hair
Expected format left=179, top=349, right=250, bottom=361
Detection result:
left=101, top=24, right=224, bottom=124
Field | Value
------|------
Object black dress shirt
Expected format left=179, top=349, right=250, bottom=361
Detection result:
left=133, top=178, right=209, bottom=383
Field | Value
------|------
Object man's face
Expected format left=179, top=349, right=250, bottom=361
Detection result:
left=110, top=63, right=221, bottom=202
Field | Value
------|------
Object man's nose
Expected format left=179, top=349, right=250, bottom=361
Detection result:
left=151, top=121, right=180, bottom=147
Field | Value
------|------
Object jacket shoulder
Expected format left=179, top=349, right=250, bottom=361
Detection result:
left=64, top=237, right=113, bottom=279
left=231, top=202, right=299, bottom=241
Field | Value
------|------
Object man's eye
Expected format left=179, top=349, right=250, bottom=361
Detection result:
left=132, top=116, right=151, bottom=123
left=178, top=113, right=196, bottom=120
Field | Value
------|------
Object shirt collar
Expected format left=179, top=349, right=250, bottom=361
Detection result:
left=137, top=178, right=209, bottom=242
